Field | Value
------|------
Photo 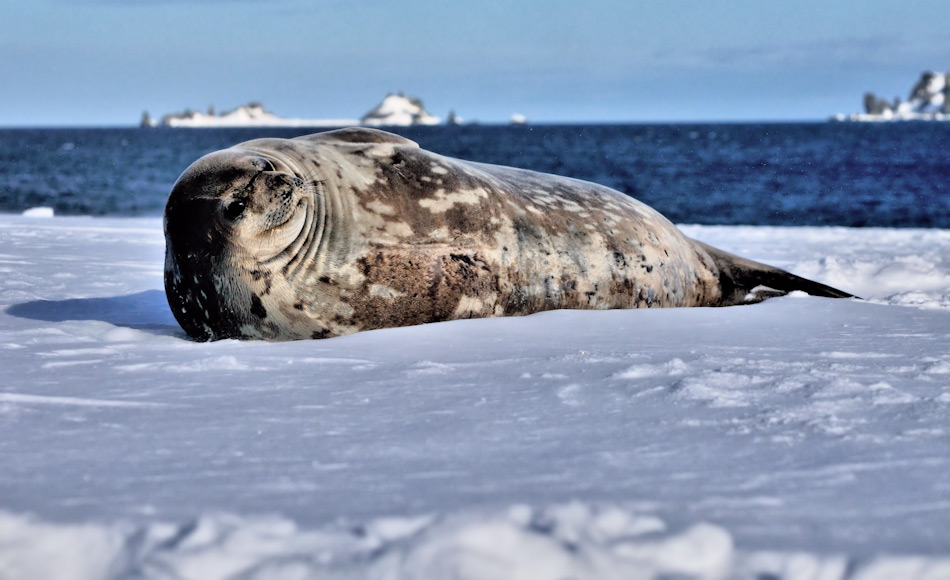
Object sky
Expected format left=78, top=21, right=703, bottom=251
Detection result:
left=2, top=0, right=949, bottom=126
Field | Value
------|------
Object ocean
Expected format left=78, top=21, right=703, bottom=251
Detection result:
left=1, top=122, right=948, bottom=227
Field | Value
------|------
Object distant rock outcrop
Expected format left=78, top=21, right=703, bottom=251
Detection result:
left=145, top=95, right=451, bottom=128
left=837, top=71, right=950, bottom=121
left=360, top=94, right=440, bottom=127
left=140, top=111, right=157, bottom=128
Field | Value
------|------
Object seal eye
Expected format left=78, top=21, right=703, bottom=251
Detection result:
left=223, top=199, right=247, bottom=221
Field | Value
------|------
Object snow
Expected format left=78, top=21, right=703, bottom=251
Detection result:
left=838, top=110, right=950, bottom=122
left=2, top=214, right=950, bottom=579
left=162, top=103, right=358, bottom=128
left=20, top=206, right=53, bottom=218
left=157, top=96, right=442, bottom=128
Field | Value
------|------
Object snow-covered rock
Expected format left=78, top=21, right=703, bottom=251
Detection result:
left=139, top=111, right=157, bottom=128
left=360, top=93, right=440, bottom=126
left=150, top=95, right=451, bottom=128
left=158, top=102, right=358, bottom=128
left=838, top=71, right=950, bottom=121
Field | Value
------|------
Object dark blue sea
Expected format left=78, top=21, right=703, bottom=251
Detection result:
left=2, top=123, right=949, bottom=227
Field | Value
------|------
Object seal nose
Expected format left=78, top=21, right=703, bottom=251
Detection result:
left=276, top=173, right=305, bottom=188
left=261, top=173, right=299, bottom=201
left=262, top=172, right=299, bottom=188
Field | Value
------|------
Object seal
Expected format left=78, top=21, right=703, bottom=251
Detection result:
left=164, top=127, right=853, bottom=341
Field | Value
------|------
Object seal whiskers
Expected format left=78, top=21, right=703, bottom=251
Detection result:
left=260, top=197, right=311, bottom=267
left=286, top=180, right=327, bottom=281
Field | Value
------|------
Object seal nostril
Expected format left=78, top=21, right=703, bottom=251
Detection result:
left=223, top=199, right=247, bottom=221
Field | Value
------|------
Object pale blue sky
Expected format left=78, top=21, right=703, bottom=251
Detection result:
left=2, top=0, right=948, bottom=126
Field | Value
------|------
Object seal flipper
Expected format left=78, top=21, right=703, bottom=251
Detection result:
left=693, top=240, right=856, bottom=306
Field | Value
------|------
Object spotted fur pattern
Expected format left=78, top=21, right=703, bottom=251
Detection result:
left=164, top=128, right=850, bottom=341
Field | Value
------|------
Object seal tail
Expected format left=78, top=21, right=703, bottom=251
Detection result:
left=693, top=240, right=857, bottom=306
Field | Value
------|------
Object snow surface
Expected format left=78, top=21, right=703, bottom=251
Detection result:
left=2, top=214, right=950, bottom=579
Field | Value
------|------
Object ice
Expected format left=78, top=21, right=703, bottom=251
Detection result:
left=20, top=207, right=54, bottom=218
left=1, top=214, right=949, bottom=578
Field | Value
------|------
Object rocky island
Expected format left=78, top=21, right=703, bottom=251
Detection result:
left=836, top=71, right=950, bottom=121
left=143, top=94, right=442, bottom=128
left=360, top=93, right=440, bottom=126
left=142, top=102, right=358, bottom=128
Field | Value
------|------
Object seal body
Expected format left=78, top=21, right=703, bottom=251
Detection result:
left=164, top=128, right=851, bottom=341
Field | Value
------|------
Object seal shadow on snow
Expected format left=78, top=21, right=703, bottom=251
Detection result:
left=5, top=290, right=185, bottom=337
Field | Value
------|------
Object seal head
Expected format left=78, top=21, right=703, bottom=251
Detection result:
left=164, top=149, right=319, bottom=340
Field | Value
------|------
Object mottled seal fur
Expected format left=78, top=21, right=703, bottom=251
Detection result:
left=164, top=127, right=852, bottom=341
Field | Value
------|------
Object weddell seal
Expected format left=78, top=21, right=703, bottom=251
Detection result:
left=164, top=127, right=853, bottom=341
